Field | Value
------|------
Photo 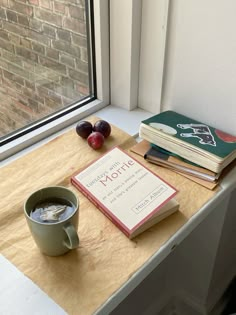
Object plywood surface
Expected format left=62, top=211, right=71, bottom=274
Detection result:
left=0, top=117, right=216, bottom=315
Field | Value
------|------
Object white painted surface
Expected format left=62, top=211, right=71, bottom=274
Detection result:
left=110, top=0, right=169, bottom=113
left=93, top=0, right=110, bottom=104
left=0, top=255, right=67, bottom=315
left=162, top=0, right=236, bottom=135
left=138, top=0, right=169, bottom=113
left=110, top=0, right=142, bottom=109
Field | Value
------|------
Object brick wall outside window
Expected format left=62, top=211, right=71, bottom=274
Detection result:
left=0, top=0, right=90, bottom=137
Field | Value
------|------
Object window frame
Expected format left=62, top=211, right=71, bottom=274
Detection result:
left=1, top=0, right=170, bottom=164
left=0, top=0, right=110, bottom=162
left=110, top=0, right=169, bottom=113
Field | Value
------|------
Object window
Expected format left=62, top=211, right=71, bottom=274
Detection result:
left=0, top=0, right=109, bottom=161
left=1, top=0, right=168, bottom=162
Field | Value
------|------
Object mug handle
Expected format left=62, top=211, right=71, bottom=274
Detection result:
left=63, top=223, right=80, bottom=249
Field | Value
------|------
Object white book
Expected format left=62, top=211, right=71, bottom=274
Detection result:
left=71, top=147, right=179, bottom=238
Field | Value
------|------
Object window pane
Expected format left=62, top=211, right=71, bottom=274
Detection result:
left=0, top=0, right=95, bottom=141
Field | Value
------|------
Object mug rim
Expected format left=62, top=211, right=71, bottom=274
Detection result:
left=24, top=186, right=79, bottom=226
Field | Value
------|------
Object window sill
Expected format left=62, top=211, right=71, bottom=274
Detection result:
left=0, top=105, right=152, bottom=167
left=95, top=105, right=152, bottom=137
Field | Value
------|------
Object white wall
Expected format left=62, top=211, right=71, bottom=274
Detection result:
left=111, top=192, right=235, bottom=315
left=162, top=0, right=236, bottom=135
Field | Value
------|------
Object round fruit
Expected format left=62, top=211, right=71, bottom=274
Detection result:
left=76, top=121, right=93, bottom=139
left=94, top=120, right=111, bottom=138
left=87, top=132, right=104, bottom=150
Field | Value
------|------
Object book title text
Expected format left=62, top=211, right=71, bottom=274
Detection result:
left=99, top=160, right=135, bottom=187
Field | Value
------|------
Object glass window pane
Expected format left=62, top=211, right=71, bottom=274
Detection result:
left=0, top=0, right=95, bottom=142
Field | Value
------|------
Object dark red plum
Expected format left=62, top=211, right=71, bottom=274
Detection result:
left=87, top=132, right=104, bottom=150
left=76, top=121, right=93, bottom=139
left=93, top=120, right=111, bottom=138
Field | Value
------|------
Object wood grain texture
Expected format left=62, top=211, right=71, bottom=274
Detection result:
left=0, top=116, right=216, bottom=315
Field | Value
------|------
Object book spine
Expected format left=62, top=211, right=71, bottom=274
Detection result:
left=71, top=178, right=131, bottom=238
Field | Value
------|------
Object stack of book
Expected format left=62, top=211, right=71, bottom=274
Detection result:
left=137, top=110, right=236, bottom=189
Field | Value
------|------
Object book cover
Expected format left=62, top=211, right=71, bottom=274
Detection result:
left=139, top=110, right=236, bottom=172
left=71, top=147, right=179, bottom=238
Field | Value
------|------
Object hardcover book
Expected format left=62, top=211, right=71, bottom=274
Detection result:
left=139, top=110, right=236, bottom=173
left=71, top=147, right=179, bottom=239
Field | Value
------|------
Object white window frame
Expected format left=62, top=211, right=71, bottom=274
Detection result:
left=1, top=0, right=170, bottom=164
left=110, top=0, right=169, bottom=113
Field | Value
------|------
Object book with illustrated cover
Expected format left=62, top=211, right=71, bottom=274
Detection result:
left=71, top=147, right=179, bottom=239
left=139, top=110, right=236, bottom=173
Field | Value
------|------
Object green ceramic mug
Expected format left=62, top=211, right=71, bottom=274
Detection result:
left=24, top=186, right=79, bottom=256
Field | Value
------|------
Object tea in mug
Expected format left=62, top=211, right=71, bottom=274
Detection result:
left=30, top=197, right=76, bottom=223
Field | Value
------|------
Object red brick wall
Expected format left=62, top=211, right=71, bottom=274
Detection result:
left=0, top=0, right=89, bottom=136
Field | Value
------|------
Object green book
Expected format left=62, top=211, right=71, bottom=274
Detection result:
left=139, top=110, right=236, bottom=173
